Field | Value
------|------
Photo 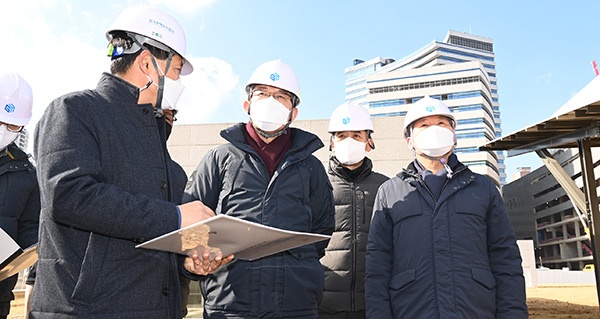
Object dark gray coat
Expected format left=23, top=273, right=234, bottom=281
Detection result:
left=183, top=123, right=335, bottom=318
left=319, top=157, right=388, bottom=316
left=31, top=73, right=187, bottom=319
left=365, top=159, right=527, bottom=319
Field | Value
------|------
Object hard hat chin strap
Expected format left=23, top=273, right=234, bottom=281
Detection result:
left=149, top=52, right=174, bottom=116
left=413, top=149, right=454, bottom=179
left=130, top=35, right=174, bottom=115
left=254, top=122, right=291, bottom=139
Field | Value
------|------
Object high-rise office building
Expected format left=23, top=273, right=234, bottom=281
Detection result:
left=345, top=30, right=505, bottom=185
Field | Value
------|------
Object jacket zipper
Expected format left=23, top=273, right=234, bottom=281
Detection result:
left=350, top=181, right=357, bottom=311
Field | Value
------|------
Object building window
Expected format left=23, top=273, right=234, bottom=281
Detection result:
left=369, top=76, right=483, bottom=95
left=447, top=36, right=494, bottom=52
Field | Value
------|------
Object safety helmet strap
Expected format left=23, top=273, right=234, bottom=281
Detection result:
left=130, top=34, right=175, bottom=113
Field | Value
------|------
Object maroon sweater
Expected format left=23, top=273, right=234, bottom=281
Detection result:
left=244, top=122, right=292, bottom=178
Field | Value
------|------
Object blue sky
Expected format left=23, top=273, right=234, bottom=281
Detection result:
left=2, top=0, right=599, bottom=181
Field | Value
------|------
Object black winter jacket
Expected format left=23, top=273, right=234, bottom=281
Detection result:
left=0, top=143, right=39, bottom=248
left=183, top=123, right=335, bottom=318
left=0, top=143, right=40, bottom=316
left=319, top=157, right=388, bottom=316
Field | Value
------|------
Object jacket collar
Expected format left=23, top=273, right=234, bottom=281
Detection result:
left=401, top=153, right=466, bottom=180
left=328, top=156, right=373, bottom=183
left=220, top=123, right=324, bottom=160
left=95, top=72, right=142, bottom=105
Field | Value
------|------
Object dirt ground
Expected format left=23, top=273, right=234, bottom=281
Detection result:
left=8, top=285, right=600, bottom=318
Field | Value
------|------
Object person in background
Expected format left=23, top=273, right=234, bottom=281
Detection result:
left=0, top=72, right=40, bottom=319
left=319, top=101, right=388, bottom=319
left=183, top=59, right=335, bottom=318
left=365, top=96, right=527, bottom=318
left=31, top=6, right=231, bottom=318
left=23, top=265, right=35, bottom=319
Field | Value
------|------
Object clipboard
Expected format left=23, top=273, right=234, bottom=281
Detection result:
left=0, top=228, right=38, bottom=281
left=136, top=214, right=330, bottom=261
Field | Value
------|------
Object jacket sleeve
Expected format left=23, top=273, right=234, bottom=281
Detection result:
left=309, top=157, right=334, bottom=258
left=182, top=148, right=223, bottom=211
left=486, top=181, right=528, bottom=318
left=365, top=185, right=394, bottom=318
left=16, top=171, right=40, bottom=248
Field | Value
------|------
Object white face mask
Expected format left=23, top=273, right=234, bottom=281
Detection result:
left=334, top=138, right=367, bottom=165
left=152, top=77, right=185, bottom=109
left=162, top=77, right=185, bottom=109
left=411, top=125, right=455, bottom=158
left=249, top=97, right=291, bottom=132
left=0, top=125, right=19, bottom=150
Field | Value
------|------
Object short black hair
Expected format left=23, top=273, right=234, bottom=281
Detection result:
left=108, top=31, right=171, bottom=75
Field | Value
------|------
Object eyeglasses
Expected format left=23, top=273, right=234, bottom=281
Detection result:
left=0, top=122, right=22, bottom=133
left=251, top=89, right=293, bottom=106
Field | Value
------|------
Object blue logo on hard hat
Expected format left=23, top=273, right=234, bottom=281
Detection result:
left=4, top=103, right=15, bottom=113
left=425, top=105, right=435, bottom=112
left=270, top=73, right=280, bottom=81
left=342, top=117, right=351, bottom=125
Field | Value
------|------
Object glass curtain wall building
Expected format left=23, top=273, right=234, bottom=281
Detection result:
left=345, top=30, right=505, bottom=185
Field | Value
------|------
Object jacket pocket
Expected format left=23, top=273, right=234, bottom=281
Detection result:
left=389, top=268, right=416, bottom=291
left=470, top=267, right=496, bottom=290
left=71, top=233, right=109, bottom=302
left=288, top=245, right=318, bottom=260
left=454, top=193, right=487, bottom=219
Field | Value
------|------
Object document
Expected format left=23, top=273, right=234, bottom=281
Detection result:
left=0, top=228, right=38, bottom=281
left=136, top=214, right=331, bottom=261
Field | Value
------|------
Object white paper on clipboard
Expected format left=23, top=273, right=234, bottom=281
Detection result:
left=136, top=214, right=330, bottom=261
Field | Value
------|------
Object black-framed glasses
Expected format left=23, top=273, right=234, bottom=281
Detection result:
left=251, top=89, right=293, bottom=106
left=0, top=122, right=22, bottom=133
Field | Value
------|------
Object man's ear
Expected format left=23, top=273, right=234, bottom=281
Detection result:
left=366, top=139, right=374, bottom=152
left=136, top=50, right=153, bottom=75
left=406, top=136, right=414, bottom=151
left=243, top=100, right=251, bottom=115
left=291, top=107, right=299, bottom=121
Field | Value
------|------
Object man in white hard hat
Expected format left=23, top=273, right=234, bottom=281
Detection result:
left=319, top=102, right=388, bottom=319
left=0, top=72, right=39, bottom=319
left=365, top=96, right=527, bottom=318
left=183, top=59, right=334, bottom=318
left=31, top=5, right=231, bottom=318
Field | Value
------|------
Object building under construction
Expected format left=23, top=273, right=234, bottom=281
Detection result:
left=503, top=148, right=596, bottom=270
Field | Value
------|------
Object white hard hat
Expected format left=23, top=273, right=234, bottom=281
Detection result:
left=106, top=5, right=193, bottom=75
left=403, top=96, right=455, bottom=138
left=328, top=101, right=373, bottom=133
left=0, top=72, right=33, bottom=126
left=245, top=59, right=300, bottom=105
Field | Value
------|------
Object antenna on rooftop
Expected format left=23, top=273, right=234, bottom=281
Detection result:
left=592, top=60, right=599, bottom=76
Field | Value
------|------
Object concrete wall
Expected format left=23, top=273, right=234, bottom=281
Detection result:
left=167, top=116, right=414, bottom=179
left=519, top=240, right=537, bottom=288
left=536, top=269, right=596, bottom=285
